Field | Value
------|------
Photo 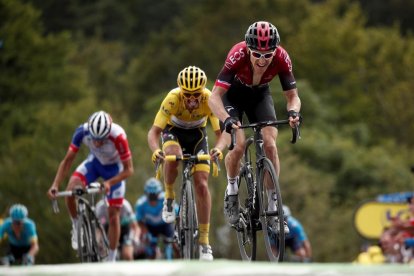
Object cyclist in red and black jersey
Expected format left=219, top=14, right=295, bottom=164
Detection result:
left=209, top=21, right=301, bottom=233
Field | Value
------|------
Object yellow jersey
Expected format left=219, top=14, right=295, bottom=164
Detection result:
left=153, top=88, right=220, bottom=131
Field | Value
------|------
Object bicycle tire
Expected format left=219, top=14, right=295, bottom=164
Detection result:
left=77, top=211, right=94, bottom=262
left=257, top=157, right=285, bottom=262
left=181, top=179, right=198, bottom=259
left=236, top=165, right=257, bottom=261
left=89, top=208, right=109, bottom=262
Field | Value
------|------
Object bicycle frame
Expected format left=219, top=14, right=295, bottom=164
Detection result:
left=230, top=119, right=300, bottom=262
left=161, top=154, right=212, bottom=259
left=51, top=183, right=109, bottom=262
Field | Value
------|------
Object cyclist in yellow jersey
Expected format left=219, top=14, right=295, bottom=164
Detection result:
left=148, top=66, right=224, bottom=261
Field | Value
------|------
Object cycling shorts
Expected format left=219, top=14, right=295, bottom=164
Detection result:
left=147, top=223, right=175, bottom=240
left=222, top=80, right=277, bottom=125
left=285, top=237, right=304, bottom=252
left=161, top=125, right=210, bottom=173
left=9, top=244, right=30, bottom=260
left=72, top=154, right=125, bottom=207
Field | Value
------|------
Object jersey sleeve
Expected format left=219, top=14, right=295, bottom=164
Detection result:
left=135, top=197, right=146, bottom=222
left=276, top=48, right=297, bottom=91
left=27, top=220, right=38, bottom=242
left=114, top=134, right=132, bottom=161
left=153, top=92, right=179, bottom=129
left=0, top=223, right=5, bottom=239
left=214, top=42, right=247, bottom=90
left=69, top=124, right=86, bottom=152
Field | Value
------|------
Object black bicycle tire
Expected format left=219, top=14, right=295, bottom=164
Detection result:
left=257, top=157, right=285, bottom=262
left=182, top=179, right=197, bottom=259
left=178, top=186, right=185, bottom=258
left=77, top=212, right=93, bottom=262
left=88, top=208, right=109, bottom=262
left=189, top=178, right=199, bottom=259
left=236, top=166, right=257, bottom=261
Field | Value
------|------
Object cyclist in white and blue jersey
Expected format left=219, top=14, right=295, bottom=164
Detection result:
left=47, top=111, right=134, bottom=262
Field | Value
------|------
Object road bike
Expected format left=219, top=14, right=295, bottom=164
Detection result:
left=229, top=119, right=300, bottom=262
left=51, top=182, right=109, bottom=262
left=156, top=154, right=219, bottom=259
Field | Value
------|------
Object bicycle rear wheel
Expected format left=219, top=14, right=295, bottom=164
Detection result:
left=179, top=179, right=198, bottom=259
left=257, top=157, right=285, bottom=262
left=77, top=212, right=94, bottom=262
left=236, top=165, right=258, bottom=261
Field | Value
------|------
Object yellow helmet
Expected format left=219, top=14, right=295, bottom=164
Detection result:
left=177, top=66, right=207, bottom=92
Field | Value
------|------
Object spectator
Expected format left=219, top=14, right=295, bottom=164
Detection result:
left=379, top=195, right=414, bottom=263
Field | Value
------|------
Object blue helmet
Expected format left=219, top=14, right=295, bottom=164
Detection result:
left=10, top=204, right=28, bottom=221
left=144, top=178, right=162, bottom=195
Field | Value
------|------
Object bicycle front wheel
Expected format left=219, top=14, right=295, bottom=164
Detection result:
left=77, top=212, right=94, bottom=262
left=236, top=165, right=257, bottom=261
left=89, top=209, right=109, bottom=262
left=257, top=157, right=285, bottom=262
left=180, top=179, right=198, bottom=259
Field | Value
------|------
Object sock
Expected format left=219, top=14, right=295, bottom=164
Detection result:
left=199, top=223, right=210, bottom=245
left=164, top=182, right=175, bottom=200
left=267, top=189, right=277, bottom=211
left=226, top=176, right=239, bottom=195
left=108, top=249, right=117, bottom=262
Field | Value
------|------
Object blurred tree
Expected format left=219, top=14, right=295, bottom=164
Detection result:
left=288, top=0, right=414, bottom=147
left=0, top=0, right=89, bottom=153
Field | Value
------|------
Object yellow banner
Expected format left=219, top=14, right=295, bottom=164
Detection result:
left=353, top=201, right=410, bottom=239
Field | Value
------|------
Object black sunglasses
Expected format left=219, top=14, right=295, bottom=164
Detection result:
left=182, top=92, right=202, bottom=98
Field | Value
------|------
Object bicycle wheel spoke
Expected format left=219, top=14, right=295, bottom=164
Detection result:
left=236, top=169, right=257, bottom=261
left=183, top=180, right=198, bottom=259
left=77, top=213, right=93, bottom=262
left=258, top=158, right=285, bottom=262
left=89, top=210, right=109, bottom=262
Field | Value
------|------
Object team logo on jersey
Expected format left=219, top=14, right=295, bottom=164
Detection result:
left=161, top=106, right=171, bottom=115
left=279, top=50, right=293, bottom=72
left=225, top=47, right=246, bottom=69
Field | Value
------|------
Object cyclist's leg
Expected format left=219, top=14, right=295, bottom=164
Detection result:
left=159, top=223, right=175, bottom=260
left=106, top=186, right=123, bottom=261
left=68, top=155, right=99, bottom=219
left=193, top=170, right=210, bottom=242
left=161, top=126, right=182, bottom=223
left=67, top=156, right=100, bottom=249
left=99, top=161, right=126, bottom=261
left=247, top=88, right=279, bottom=176
left=162, top=128, right=182, bottom=200
left=120, top=225, right=134, bottom=260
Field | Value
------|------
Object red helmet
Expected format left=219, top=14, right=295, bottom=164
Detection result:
left=245, top=21, right=280, bottom=51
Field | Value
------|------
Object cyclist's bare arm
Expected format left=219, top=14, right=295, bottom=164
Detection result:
left=284, top=88, right=301, bottom=127
left=209, top=85, right=231, bottom=122
left=47, top=149, right=77, bottom=199
left=212, top=129, right=228, bottom=156
left=103, top=158, right=134, bottom=193
left=28, top=238, right=39, bottom=257
left=148, top=125, right=165, bottom=160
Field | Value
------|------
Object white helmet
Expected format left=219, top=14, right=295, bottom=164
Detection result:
left=283, top=205, right=291, bottom=217
left=88, top=111, right=112, bottom=139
